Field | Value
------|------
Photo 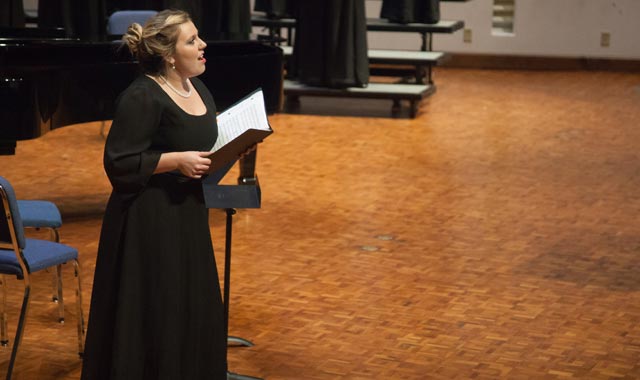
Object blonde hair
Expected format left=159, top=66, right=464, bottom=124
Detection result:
left=122, top=9, right=191, bottom=75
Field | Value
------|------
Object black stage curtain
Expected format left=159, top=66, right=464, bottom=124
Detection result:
left=0, top=0, right=25, bottom=27
left=38, top=0, right=107, bottom=40
left=380, top=0, right=440, bottom=24
left=201, top=0, right=251, bottom=40
left=254, top=0, right=297, bottom=19
left=290, top=0, right=369, bottom=88
left=106, top=0, right=250, bottom=40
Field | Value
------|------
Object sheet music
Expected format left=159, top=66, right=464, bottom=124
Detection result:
left=211, top=89, right=271, bottom=153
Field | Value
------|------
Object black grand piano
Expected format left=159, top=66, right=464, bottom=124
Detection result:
left=0, top=28, right=283, bottom=156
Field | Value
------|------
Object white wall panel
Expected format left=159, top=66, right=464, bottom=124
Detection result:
left=365, top=0, right=640, bottom=59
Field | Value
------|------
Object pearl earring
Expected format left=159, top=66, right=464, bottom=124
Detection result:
left=172, top=63, right=176, bottom=70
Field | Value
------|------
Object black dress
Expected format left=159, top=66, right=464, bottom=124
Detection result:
left=380, top=0, right=441, bottom=24
left=289, top=0, right=369, bottom=88
left=81, top=76, right=227, bottom=380
left=254, top=0, right=297, bottom=19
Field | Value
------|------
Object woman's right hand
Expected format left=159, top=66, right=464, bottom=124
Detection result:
left=176, top=151, right=212, bottom=179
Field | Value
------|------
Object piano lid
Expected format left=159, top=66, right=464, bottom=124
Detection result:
left=0, top=26, right=67, bottom=40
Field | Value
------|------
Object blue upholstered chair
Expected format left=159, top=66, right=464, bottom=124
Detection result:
left=17, top=200, right=66, bottom=319
left=0, top=176, right=84, bottom=379
left=106, top=10, right=158, bottom=40
left=16, top=201, right=62, bottom=238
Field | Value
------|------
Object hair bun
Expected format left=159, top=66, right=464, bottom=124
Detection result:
left=120, top=10, right=191, bottom=75
left=123, top=23, right=144, bottom=55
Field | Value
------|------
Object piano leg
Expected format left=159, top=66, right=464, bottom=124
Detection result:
left=0, top=141, right=16, bottom=155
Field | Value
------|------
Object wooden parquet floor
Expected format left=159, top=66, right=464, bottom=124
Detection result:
left=1, top=68, right=640, bottom=379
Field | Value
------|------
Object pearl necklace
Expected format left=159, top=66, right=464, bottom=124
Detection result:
left=159, top=75, right=192, bottom=98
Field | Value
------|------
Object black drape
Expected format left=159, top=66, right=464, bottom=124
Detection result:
left=38, top=0, right=107, bottom=40
left=5, top=0, right=248, bottom=41
left=0, top=0, right=24, bottom=27
left=201, top=0, right=251, bottom=40
left=254, top=0, right=297, bottom=19
left=290, top=0, right=369, bottom=88
left=106, top=0, right=250, bottom=40
left=380, top=0, right=440, bottom=24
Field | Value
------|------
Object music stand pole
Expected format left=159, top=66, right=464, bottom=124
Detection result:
left=204, top=159, right=263, bottom=380
left=223, top=208, right=263, bottom=380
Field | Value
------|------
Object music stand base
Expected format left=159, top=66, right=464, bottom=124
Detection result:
left=228, top=336, right=255, bottom=347
left=227, top=371, right=264, bottom=380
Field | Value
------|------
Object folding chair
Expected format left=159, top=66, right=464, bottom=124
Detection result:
left=17, top=200, right=66, bottom=321
left=0, top=176, right=84, bottom=379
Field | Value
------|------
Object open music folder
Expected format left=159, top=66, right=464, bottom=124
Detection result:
left=208, top=88, right=273, bottom=173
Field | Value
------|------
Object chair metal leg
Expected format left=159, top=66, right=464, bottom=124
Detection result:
left=51, top=228, right=60, bottom=243
left=73, top=260, right=85, bottom=356
left=6, top=279, right=31, bottom=380
left=49, top=229, right=68, bottom=331
left=51, top=268, right=59, bottom=303
left=1, top=275, right=7, bottom=346
left=24, top=227, right=61, bottom=304
left=56, top=264, right=64, bottom=323
left=50, top=228, right=61, bottom=303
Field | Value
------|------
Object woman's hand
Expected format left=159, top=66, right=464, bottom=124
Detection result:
left=176, top=151, right=212, bottom=178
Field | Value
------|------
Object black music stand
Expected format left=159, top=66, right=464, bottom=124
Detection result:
left=202, top=152, right=263, bottom=380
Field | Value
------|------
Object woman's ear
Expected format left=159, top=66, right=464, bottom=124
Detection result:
left=165, top=57, right=176, bottom=71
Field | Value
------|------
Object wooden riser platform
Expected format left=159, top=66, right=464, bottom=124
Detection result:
left=279, top=46, right=448, bottom=66
left=251, top=15, right=464, bottom=35
left=280, top=46, right=449, bottom=85
left=283, top=80, right=435, bottom=118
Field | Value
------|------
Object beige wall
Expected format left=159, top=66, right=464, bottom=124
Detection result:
left=365, top=0, right=640, bottom=59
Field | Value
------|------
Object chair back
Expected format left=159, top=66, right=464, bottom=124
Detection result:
left=107, top=10, right=158, bottom=37
left=0, top=176, right=25, bottom=250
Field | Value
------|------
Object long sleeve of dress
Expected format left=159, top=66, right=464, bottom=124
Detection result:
left=104, top=81, right=163, bottom=198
